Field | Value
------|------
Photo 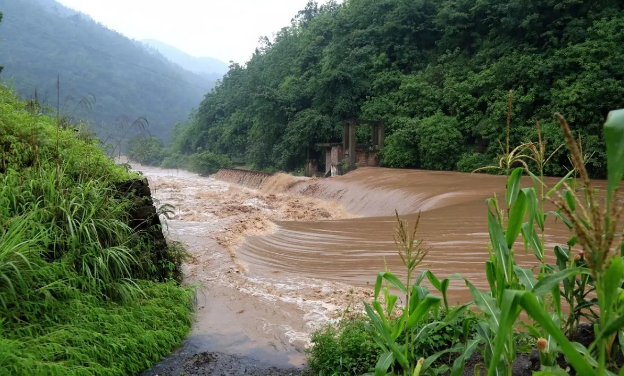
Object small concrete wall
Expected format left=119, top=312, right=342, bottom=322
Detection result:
left=355, top=150, right=379, bottom=167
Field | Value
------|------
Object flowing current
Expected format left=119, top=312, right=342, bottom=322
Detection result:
left=135, top=165, right=589, bottom=367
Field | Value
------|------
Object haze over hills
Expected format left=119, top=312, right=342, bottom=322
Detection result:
left=0, top=0, right=216, bottom=142
left=142, top=39, right=229, bottom=82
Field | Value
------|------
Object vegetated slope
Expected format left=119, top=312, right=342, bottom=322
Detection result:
left=0, top=82, right=193, bottom=375
left=0, top=0, right=215, bottom=142
left=175, top=0, right=624, bottom=177
left=143, top=39, right=229, bottom=81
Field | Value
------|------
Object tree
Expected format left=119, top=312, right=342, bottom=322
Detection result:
left=0, top=12, right=3, bottom=75
left=175, top=0, right=624, bottom=177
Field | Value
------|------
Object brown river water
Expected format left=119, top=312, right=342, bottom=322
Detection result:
left=133, top=164, right=596, bottom=367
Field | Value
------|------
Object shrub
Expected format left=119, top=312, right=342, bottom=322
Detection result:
left=417, top=113, right=463, bottom=171
left=456, top=152, right=495, bottom=173
left=382, top=113, right=463, bottom=171
left=126, top=135, right=165, bottom=166
left=306, top=316, right=381, bottom=376
left=381, top=117, right=420, bottom=168
left=189, top=151, right=232, bottom=175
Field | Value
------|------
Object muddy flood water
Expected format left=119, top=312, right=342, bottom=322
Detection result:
left=134, top=164, right=589, bottom=370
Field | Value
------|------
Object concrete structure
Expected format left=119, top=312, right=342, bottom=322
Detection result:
left=314, top=119, right=385, bottom=177
left=342, top=120, right=384, bottom=168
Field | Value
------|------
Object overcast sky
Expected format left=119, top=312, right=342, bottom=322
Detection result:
left=55, top=0, right=327, bottom=64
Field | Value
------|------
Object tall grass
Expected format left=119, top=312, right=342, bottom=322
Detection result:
left=0, top=83, right=193, bottom=375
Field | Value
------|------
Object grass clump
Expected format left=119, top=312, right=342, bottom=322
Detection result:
left=306, top=316, right=381, bottom=376
left=0, top=84, right=194, bottom=375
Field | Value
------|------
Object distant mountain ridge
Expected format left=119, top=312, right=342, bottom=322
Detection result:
left=0, top=0, right=215, bottom=142
left=142, top=39, right=228, bottom=81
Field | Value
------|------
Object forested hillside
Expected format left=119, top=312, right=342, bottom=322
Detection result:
left=0, top=0, right=215, bottom=142
left=172, top=0, right=624, bottom=177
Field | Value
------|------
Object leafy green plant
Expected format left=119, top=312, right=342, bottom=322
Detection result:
left=306, top=315, right=382, bottom=376
left=363, top=213, right=474, bottom=376
left=189, top=151, right=232, bottom=175
left=484, top=110, right=624, bottom=375
left=473, top=91, right=532, bottom=176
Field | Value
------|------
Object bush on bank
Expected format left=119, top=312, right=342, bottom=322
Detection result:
left=0, top=84, right=194, bottom=375
left=125, top=133, right=231, bottom=175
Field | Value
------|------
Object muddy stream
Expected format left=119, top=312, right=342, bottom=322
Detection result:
left=133, top=165, right=591, bottom=373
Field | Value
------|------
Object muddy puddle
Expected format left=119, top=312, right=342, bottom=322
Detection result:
left=133, top=165, right=599, bottom=372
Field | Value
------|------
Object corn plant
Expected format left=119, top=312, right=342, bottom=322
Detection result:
left=472, top=91, right=532, bottom=177
left=363, top=213, right=471, bottom=376
left=481, top=110, right=624, bottom=376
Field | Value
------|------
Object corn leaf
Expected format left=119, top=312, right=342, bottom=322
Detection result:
left=546, top=169, right=576, bottom=199
left=519, top=291, right=594, bottom=376
left=487, top=209, right=511, bottom=283
left=605, top=109, right=624, bottom=208
left=488, top=290, right=523, bottom=376
left=466, top=280, right=500, bottom=331
left=514, top=266, right=538, bottom=291
left=532, top=268, right=588, bottom=296
left=451, top=339, right=481, bottom=376
left=506, top=190, right=526, bottom=249
left=374, top=351, right=394, bottom=376
left=506, top=167, right=524, bottom=208
left=405, top=294, right=441, bottom=331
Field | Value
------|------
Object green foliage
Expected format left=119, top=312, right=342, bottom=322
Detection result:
left=0, top=281, right=193, bottom=376
left=127, top=135, right=166, bottom=166
left=416, top=113, right=463, bottom=171
left=0, top=83, right=193, bottom=375
left=456, top=153, right=495, bottom=173
left=0, top=11, right=3, bottom=75
left=173, top=0, right=623, bottom=176
left=189, top=151, right=232, bottom=176
left=161, top=152, right=190, bottom=169
left=0, top=0, right=214, bottom=142
left=381, top=118, right=419, bottom=168
left=307, top=316, right=381, bottom=376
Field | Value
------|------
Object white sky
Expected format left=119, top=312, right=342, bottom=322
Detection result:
left=55, top=0, right=326, bottom=64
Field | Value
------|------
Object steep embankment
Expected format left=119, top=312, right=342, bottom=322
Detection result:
left=0, top=84, right=192, bottom=375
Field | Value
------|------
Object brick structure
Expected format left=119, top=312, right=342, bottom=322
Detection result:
left=355, top=150, right=379, bottom=167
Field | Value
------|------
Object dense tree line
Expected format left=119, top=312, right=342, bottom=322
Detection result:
left=0, top=0, right=215, bottom=142
left=172, top=0, right=624, bottom=177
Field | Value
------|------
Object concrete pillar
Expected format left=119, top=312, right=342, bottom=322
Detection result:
left=371, top=125, right=378, bottom=147
left=349, top=122, right=356, bottom=168
left=378, top=122, right=385, bottom=149
left=325, top=147, right=331, bottom=174
left=342, top=123, right=349, bottom=160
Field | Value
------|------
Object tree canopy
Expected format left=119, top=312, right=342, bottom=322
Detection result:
left=0, top=0, right=217, bottom=142
left=175, top=0, right=624, bottom=177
